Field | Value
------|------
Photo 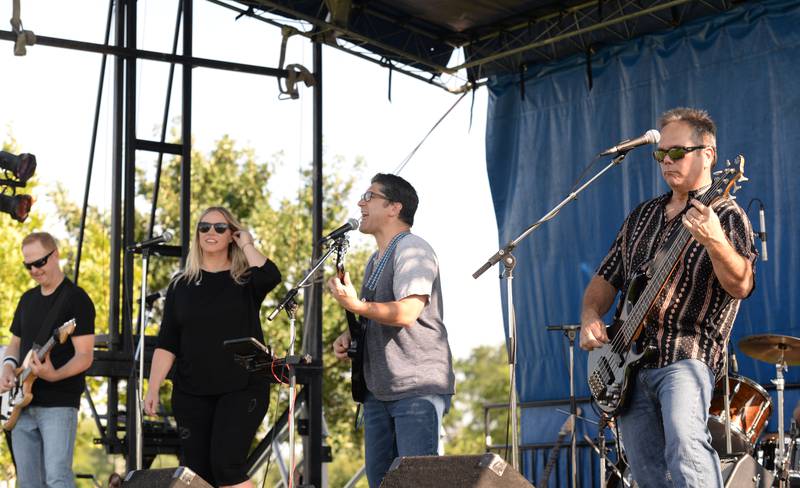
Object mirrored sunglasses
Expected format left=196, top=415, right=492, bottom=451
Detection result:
left=653, top=145, right=708, bottom=163
left=198, top=222, right=231, bottom=234
left=23, top=249, right=55, bottom=270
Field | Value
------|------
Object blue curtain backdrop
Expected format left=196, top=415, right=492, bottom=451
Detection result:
left=484, top=0, right=800, bottom=485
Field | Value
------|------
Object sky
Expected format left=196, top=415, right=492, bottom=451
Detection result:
left=0, top=0, right=504, bottom=359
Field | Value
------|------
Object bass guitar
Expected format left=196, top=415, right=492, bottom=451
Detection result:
left=1, top=319, right=77, bottom=430
left=587, top=157, right=747, bottom=416
left=334, top=238, right=367, bottom=403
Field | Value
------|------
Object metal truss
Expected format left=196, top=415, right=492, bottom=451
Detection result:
left=218, top=0, right=739, bottom=91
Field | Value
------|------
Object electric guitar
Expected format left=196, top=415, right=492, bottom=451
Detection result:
left=587, top=156, right=747, bottom=416
left=1, top=319, right=77, bottom=430
left=334, top=238, right=367, bottom=403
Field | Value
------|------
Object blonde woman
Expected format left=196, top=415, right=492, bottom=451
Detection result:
left=144, top=207, right=281, bottom=488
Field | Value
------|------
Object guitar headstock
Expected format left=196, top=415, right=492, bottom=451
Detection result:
left=55, top=319, right=77, bottom=344
left=717, top=154, right=747, bottom=199
left=333, top=237, right=349, bottom=281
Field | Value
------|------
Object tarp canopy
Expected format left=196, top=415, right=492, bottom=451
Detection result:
left=485, top=0, right=800, bottom=484
left=227, top=0, right=740, bottom=85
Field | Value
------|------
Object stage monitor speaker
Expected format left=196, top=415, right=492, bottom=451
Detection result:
left=122, top=467, right=213, bottom=488
left=379, top=453, right=533, bottom=488
left=720, top=454, right=773, bottom=488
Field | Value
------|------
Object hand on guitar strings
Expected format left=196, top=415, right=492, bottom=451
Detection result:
left=0, top=365, right=15, bottom=393
left=29, top=352, right=58, bottom=382
left=580, top=318, right=609, bottom=351
left=682, top=199, right=725, bottom=248
left=332, top=331, right=352, bottom=361
left=326, top=272, right=361, bottom=313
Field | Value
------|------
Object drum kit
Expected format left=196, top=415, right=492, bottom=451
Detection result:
left=606, top=333, right=800, bottom=488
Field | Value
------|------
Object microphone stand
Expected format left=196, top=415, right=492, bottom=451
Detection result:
left=473, top=151, right=630, bottom=471
left=132, top=247, right=152, bottom=471
left=268, top=242, right=339, bottom=487
left=548, top=324, right=581, bottom=488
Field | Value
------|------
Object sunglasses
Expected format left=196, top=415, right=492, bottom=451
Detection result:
left=652, top=145, right=708, bottom=163
left=23, top=249, right=55, bottom=270
left=197, top=222, right=231, bottom=234
left=360, top=190, right=390, bottom=202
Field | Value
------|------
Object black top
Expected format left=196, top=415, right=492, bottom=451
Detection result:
left=157, top=260, right=281, bottom=395
left=10, top=278, right=96, bottom=408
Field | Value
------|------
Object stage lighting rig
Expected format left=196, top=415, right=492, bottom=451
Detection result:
left=0, top=191, right=33, bottom=222
left=0, top=150, right=37, bottom=184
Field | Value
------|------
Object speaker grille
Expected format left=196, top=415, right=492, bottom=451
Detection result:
left=122, top=467, right=213, bottom=488
left=380, top=454, right=533, bottom=488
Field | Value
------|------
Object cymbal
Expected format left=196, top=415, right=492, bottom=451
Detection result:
left=738, top=334, right=800, bottom=365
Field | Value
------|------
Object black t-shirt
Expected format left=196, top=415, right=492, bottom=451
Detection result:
left=156, top=260, right=281, bottom=395
left=10, top=278, right=96, bottom=408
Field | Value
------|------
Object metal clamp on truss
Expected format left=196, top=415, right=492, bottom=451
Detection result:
left=10, top=0, right=36, bottom=56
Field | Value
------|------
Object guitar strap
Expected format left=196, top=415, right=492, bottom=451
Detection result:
left=32, top=279, right=74, bottom=351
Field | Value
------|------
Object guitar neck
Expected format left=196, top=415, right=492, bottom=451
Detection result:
left=615, top=179, right=729, bottom=349
left=18, top=336, right=57, bottom=383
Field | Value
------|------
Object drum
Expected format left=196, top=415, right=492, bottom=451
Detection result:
left=708, top=373, right=772, bottom=454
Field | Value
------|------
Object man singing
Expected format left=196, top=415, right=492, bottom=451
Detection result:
left=328, top=173, right=455, bottom=488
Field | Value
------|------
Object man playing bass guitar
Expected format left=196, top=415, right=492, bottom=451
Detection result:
left=580, top=108, right=756, bottom=487
left=327, top=173, right=455, bottom=488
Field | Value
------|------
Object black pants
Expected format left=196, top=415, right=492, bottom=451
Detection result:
left=172, top=382, right=269, bottom=486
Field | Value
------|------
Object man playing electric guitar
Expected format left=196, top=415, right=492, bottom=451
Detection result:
left=0, top=232, right=95, bottom=488
left=327, top=174, right=455, bottom=488
left=580, top=108, right=756, bottom=487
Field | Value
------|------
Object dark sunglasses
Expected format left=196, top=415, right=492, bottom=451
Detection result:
left=653, top=145, right=708, bottom=163
left=197, top=222, right=231, bottom=234
left=23, top=249, right=55, bottom=270
left=360, top=190, right=389, bottom=202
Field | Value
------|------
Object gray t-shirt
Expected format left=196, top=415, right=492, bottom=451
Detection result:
left=362, top=233, right=456, bottom=401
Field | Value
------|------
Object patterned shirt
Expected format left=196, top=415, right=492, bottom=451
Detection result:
left=597, top=186, right=757, bottom=374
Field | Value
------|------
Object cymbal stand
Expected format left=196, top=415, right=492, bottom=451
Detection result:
left=723, top=351, right=733, bottom=455
left=773, top=356, right=788, bottom=486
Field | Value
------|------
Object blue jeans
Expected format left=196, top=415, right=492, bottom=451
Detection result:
left=11, top=406, right=78, bottom=488
left=363, top=392, right=449, bottom=488
left=618, top=359, right=723, bottom=488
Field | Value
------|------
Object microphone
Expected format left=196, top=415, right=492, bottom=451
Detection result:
left=730, top=351, right=739, bottom=374
left=319, top=218, right=360, bottom=244
left=599, top=129, right=661, bottom=156
left=127, top=231, right=173, bottom=251
left=145, top=290, right=166, bottom=307
left=758, top=205, right=768, bottom=262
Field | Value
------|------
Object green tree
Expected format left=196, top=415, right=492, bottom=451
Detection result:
left=46, top=135, right=372, bottom=485
left=445, top=343, right=510, bottom=455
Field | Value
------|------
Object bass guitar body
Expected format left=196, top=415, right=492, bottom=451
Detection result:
left=587, top=273, right=657, bottom=417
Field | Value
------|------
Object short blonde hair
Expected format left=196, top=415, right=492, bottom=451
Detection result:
left=21, top=232, right=58, bottom=252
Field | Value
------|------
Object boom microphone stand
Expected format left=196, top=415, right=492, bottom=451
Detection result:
left=473, top=151, right=630, bottom=471
left=268, top=241, right=340, bottom=487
